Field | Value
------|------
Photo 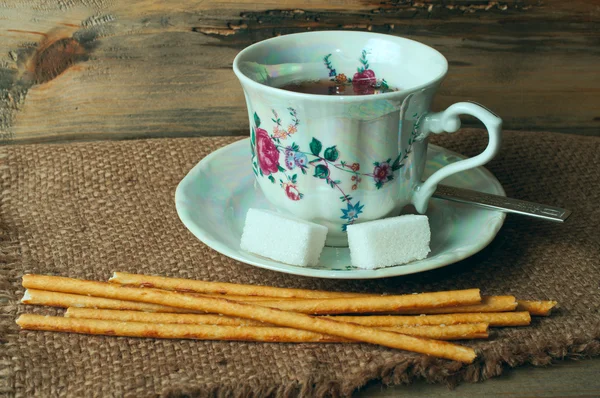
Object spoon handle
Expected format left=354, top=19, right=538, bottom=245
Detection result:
left=433, top=184, right=571, bottom=222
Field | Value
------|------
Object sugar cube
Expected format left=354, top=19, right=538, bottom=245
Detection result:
left=347, top=215, right=431, bottom=269
left=240, top=208, right=328, bottom=266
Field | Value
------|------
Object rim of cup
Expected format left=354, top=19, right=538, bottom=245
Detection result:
left=232, top=30, right=449, bottom=102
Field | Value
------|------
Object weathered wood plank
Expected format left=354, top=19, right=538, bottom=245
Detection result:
left=357, top=357, right=600, bottom=397
left=1, top=0, right=599, bottom=144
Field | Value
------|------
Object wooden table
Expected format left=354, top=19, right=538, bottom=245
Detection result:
left=2, top=1, right=599, bottom=395
left=1, top=0, right=599, bottom=144
left=359, top=358, right=600, bottom=397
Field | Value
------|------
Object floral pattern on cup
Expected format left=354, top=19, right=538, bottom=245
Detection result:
left=250, top=108, right=419, bottom=231
left=324, top=50, right=391, bottom=95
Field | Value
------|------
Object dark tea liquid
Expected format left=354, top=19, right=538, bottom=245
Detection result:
left=277, top=78, right=397, bottom=96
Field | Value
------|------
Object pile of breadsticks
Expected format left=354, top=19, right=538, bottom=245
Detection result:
left=16, top=273, right=557, bottom=364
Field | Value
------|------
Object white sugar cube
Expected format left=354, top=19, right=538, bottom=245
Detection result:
left=240, top=208, right=328, bottom=266
left=347, top=215, right=431, bottom=269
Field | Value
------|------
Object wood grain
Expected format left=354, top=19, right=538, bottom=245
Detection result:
left=357, top=357, right=600, bottom=397
left=1, top=1, right=599, bottom=144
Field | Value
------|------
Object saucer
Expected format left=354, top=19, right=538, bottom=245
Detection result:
left=175, top=139, right=506, bottom=279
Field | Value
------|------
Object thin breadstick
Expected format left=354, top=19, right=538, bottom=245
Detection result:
left=65, top=308, right=266, bottom=326
left=17, top=314, right=487, bottom=343
left=64, top=308, right=488, bottom=340
left=23, top=289, right=504, bottom=320
left=21, top=289, right=192, bottom=313
left=331, top=312, right=531, bottom=327
left=395, top=296, right=517, bottom=314
left=59, top=310, right=489, bottom=340
left=516, top=300, right=557, bottom=316
left=109, top=272, right=368, bottom=298
left=229, top=291, right=482, bottom=315
left=22, top=275, right=477, bottom=363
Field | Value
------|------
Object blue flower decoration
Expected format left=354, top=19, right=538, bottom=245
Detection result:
left=329, top=69, right=337, bottom=77
left=294, top=152, right=308, bottom=167
left=340, top=201, right=364, bottom=221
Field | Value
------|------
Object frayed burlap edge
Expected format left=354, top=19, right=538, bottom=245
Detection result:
left=0, top=148, right=20, bottom=396
left=162, top=333, right=600, bottom=398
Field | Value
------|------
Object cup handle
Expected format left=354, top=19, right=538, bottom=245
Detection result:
left=412, top=102, right=502, bottom=213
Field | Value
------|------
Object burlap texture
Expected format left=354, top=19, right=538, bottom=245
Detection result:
left=0, top=130, right=599, bottom=397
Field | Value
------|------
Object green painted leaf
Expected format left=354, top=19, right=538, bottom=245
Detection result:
left=278, top=165, right=285, bottom=172
left=313, top=164, right=329, bottom=179
left=309, top=138, right=322, bottom=156
left=300, top=168, right=307, bottom=175
left=292, top=174, right=298, bottom=183
left=324, top=146, right=339, bottom=162
left=392, top=155, right=401, bottom=171
left=268, top=175, right=275, bottom=183
left=254, top=112, right=261, bottom=127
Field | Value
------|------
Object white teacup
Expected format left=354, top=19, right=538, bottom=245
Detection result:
left=233, top=31, right=502, bottom=247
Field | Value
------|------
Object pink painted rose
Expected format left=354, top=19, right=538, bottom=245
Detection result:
left=353, top=69, right=377, bottom=95
left=255, top=127, right=280, bottom=175
left=373, top=162, right=392, bottom=183
left=284, top=183, right=301, bottom=201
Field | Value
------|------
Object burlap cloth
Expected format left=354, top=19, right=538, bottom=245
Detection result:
left=0, top=130, right=599, bottom=397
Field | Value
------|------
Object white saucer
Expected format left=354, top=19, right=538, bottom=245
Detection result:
left=175, top=139, right=506, bottom=279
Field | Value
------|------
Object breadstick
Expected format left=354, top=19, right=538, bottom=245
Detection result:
left=22, top=275, right=477, bottom=363
left=64, top=308, right=488, bottom=340
left=65, top=308, right=266, bottom=326
left=516, top=300, right=557, bottom=316
left=109, top=272, right=368, bottom=299
left=232, top=290, right=482, bottom=314
left=17, top=314, right=488, bottom=343
left=21, top=289, right=192, bottom=313
left=396, top=296, right=517, bottom=314
left=331, top=312, right=531, bottom=327
left=59, top=310, right=489, bottom=340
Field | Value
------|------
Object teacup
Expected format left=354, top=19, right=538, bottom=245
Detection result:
left=233, top=31, right=502, bottom=247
